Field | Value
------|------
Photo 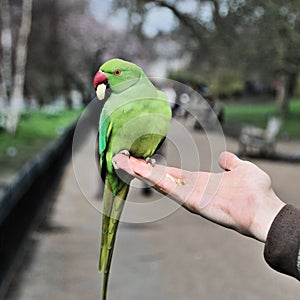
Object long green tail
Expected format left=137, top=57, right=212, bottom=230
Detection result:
left=99, top=179, right=129, bottom=300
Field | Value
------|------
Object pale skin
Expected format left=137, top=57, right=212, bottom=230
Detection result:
left=113, top=151, right=285, bottom=243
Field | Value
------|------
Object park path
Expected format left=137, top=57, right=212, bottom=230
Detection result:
left=6, top=119, right=300, bottom=300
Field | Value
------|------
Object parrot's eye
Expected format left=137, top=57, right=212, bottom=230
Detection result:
left=113, top=69, right=122, bottom=76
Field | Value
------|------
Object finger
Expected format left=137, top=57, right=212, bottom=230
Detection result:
left=113, top=153, right=151, bottom=177
left=218, top=151, right=242, bottom=171
left=112, top=153, right=173, bottom=186
left=113, top=154, right=184, bottom=182
left=113, top=154, right=190, bottom=203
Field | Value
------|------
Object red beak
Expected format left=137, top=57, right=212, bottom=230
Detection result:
left=93, top=71, right=107, bottom=89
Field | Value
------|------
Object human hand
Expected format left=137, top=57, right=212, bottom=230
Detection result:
left=113, top=151, right=285, bottom=243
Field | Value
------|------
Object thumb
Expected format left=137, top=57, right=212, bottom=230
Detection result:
left=218, top=151, right=242, bottom=171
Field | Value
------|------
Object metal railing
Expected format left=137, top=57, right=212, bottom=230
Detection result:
left=0, top=124, right=76, bottom=298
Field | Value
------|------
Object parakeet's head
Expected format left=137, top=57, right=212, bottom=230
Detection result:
left=93, top=58, right=143, bottom=100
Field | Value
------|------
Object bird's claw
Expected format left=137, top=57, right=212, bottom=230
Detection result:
left=119, top=149, right=130, bottom=156
left=112, top=150, right=130, bottom=170
left=146, top=157, right=156, bottom=167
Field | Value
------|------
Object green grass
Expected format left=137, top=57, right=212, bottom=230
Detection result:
left=0, top=109, right=82, bottom=176
left=224, top=99, right=300, bottom=139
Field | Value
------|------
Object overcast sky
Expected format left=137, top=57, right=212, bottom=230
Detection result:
left=88, top=0, right=177, bottom=36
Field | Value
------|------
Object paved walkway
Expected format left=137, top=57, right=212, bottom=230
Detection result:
left=6, top=119, right=300, bottom=300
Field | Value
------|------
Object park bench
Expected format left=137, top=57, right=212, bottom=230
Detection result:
left=238, top=116, right=282, bottom=156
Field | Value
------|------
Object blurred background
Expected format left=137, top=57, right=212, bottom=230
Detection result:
left=1, top=0, right=300, bottom=299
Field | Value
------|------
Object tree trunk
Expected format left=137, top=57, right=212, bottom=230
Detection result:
left=0, top=0, right=13, bottom=95
left=277, top=72, right=297, bottom=117
left=0, top=63, right=8, bottom=110
left=6, top=0, right=33, bottom=134
left=0, top=0, right=12, bottom=113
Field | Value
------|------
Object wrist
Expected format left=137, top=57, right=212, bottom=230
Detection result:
left=251, top=191, right=285, bottom=243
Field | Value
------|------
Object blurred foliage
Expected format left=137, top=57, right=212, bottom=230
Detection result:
left=224, top=99, right=300, bottom=139
left=0, top=109, right=81, bottom=175
left=2, top=0, right=300, bottom=113
left=2, top=0, right=300, bottom=132
left=25, top=0, right=105, bottom=103
left=293, top=76, right=300, bottom=97
left=168, top=71, right=207, bottom=88
left=110, top=0, right=300, bottom=114
left=208, top=69, right=244, bottom=98
left=1, top=0, right=154, bottom=108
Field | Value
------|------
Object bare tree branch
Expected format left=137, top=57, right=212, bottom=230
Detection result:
left=153, top=0, right=208, bottom=41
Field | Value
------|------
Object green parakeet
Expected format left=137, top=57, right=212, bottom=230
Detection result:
left=93, top=58, right=171, bottom=299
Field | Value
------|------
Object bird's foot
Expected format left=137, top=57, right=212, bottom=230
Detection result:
left=119, top=149, right=130, bottom=156
left=145, top=157, right=156, bottom=167
left=112, top=150, right=130, bottom=170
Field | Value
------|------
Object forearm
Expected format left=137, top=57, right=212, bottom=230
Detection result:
left=264, top=204, right=300, bottom=280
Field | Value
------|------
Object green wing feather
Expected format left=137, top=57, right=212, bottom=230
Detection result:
left=99, top=112, right=112, bottom=181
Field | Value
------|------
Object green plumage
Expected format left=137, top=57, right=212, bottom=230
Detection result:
left=97, top=58, right=171, bottom=299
